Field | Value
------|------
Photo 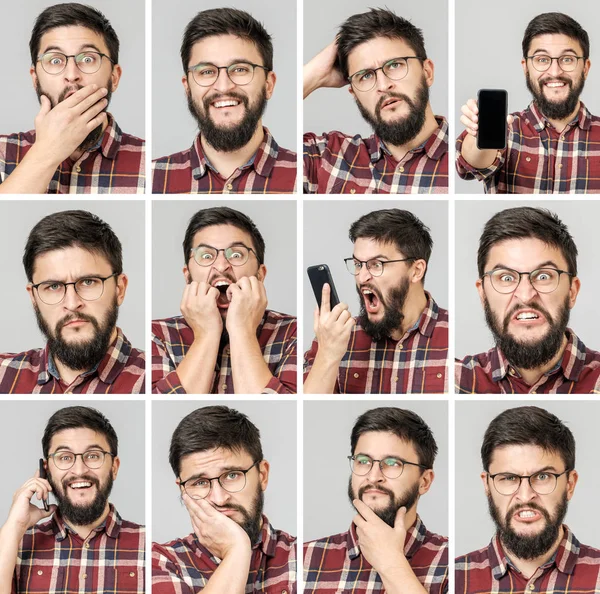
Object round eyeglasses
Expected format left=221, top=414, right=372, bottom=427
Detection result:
left=188, top=61, right=269, bottom=87
left=482, top=268, right=574, bottom=294
left=31, top=273, right=119, bottom=305
left=47, top=449, right=115, bottom=470
left=348, top=56, right=425, bottom=92
left=179, top=461, right=260, bottom=500
left=190, top=244, right=256, bottom=267
left=527, top=54, right=584, bottom=73
left=488, top=469, right=571, bottom=496
left=348, top=454, right=428, bottom=479
left=37, top=51, right=115, bottom=75
left=344, top=257, right=416, bottom=277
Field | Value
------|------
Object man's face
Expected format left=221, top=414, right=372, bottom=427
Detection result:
left=347, top=37, right=433, bottom=146
left=476, top=238, right=580, bottom=370
left=522, top=33, right=590, bottom=120
left=184, top=224, right=267, bottom=319
left=27, top=246, right=127, bottom=371
left=46, top=427, right=119, bottom=526
left=348, top=431, right=432, bottom=528
left=483, top=444, right=577, bottom=560
left=178, top=447, right=269, bottom=545
left=183, top=34, right=276, bottom=152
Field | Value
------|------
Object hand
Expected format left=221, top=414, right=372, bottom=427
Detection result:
left=225, top=276, right=267, bottom=337
left=460, top=98, right=514, bottom=138
left=353, top=499, right=407, bottom=574
left=304, top=41, right=348, bottom=97
left=180, top=281, right=223, bottom=340
left=182, top=494, right=251, bottom=560
left=33, top=84, right=109, bottom=165
left=314, top=284, right=355, bottom=363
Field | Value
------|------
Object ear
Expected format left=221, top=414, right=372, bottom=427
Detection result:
left=422, top=58, right=434, bottom=86
left=111, top=455, right=121, bottom=480
left=566, top=469, right=578, bottom=500
left=568, top=276, right=581, bottom=308
left=258, top=459, right=270, bottom=491
left=411, top=259, right=427, bottom=284
left=27, top=284, right=37, bottom=307
left=476, top=277, right=486, bottom=308
left=30, top=65, right=38, bottom=91
left=480, top=471, right=491, bottom=495
left=110, top=64, right=122, bottom=93
left=521, top=57, right=528, bottom=77
left=183, top=265, right=191, bottom=284
left=265, top=71, right=276, bottom=99
left=583, top=58, right=591, bottom=79
left=115, top=273, right=128, bottom=306
left=257, top=264, right=267, bottom=282
left=182, top=74, right=190, bottom=95
left=418, top=469, right=434, bottom=495
left=348, top=86, right=355, bottom=98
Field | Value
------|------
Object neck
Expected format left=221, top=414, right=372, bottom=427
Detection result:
left=402, top=506, right=418, bottom=538
left=502, top=525, right=564, bottom=580
left=540, top=100, right=580, bottom=133
left=513, top=334, right=567, bottom=386
left=383, top=105, right=437, bottom=162
left=389, top=288, right=427, bottom=341
left=200, top=123, right=265, bottom=179
left=61, top=502, right=111, bottom=541
left=69, top=117, right=109, bottom=162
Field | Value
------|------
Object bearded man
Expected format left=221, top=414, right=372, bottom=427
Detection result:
left=303, top=8, right=448, bottom=194
left=456, top=206, right=600, bottom=394
left=303, top=208, right=448, bottom=394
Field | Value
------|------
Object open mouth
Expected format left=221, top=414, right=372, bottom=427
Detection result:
left=212, top=279, right=233, bottom=308
left=361, top=287, right=382, bottom=314
left=381, top=97, right=403, bottom=110
left=542, top=80, right=568, bottom=90
left=211, top=98, right=241, bottom=109
left=513, top=508, right=543, bottom=523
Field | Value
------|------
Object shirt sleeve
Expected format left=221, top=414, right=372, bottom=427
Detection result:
left=263, top=333, right=297, bottom=395
left=303, top=132, right=326, bottom=194
left=152, top=544, right=198, bottom=594
left=455, top=128, right=506, bottom=182
left=302, top=337, right=341, bottom=394
left=151, top=331, right=187, bottom=395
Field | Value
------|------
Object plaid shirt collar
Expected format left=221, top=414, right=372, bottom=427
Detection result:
left=489, top=328, right=587, bottom=383
left=488, top=524, right=580, bottom=580
left=346, top=515, right=428, bottom=560
left=39, top=327, right=133, bottom=386
left=416, top=292, right=442, bottom=339
left=51, top=503, right=122, bottom=542
left=88, top=112, right=124, bottom=160
left=526, top=101, right=592, bottom=133
left=190, top=126, right=281, bottom=179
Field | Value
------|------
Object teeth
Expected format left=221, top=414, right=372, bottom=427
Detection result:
left=362, top=289, right=373, bottom=295
left=213, top=100, right=239, bottom=108
left=214, top=280, right=231, bottom=287
left=546, top=82, right=565, bottom=88
left=517, top=312, right=539, bottom=320
left=70, top=482, right=92, bottom=489
left=519, top=510, right=536, bottom=518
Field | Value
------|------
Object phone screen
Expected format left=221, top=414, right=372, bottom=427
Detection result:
left=477, top=89, right=508, bottom=150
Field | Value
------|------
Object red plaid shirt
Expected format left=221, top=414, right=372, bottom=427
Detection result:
left=0, top=328, right=145, bottom=394
left=152, top=311, right=297, bottom=394
left=152, top=127, right=296, bottom=194
left=304, top=516, right=448, bottom=593
left=303, top=116, right=448, bottom=194
left=303, top=294, right=448, bottom=393
left=152, top=515, right=296, bottom=594
left=455, top=329, right=600, bottom=394
left=455, top=525, right=600, bottom=593
left=0, top=114, right=145, bottom=193
left=456, top=102, right=600, bottom=193
left=13, top=504, right=145, bottom=594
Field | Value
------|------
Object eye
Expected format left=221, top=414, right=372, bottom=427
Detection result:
left=228, top=250, right=243, bottom=259
left=79, top=278, right=100, bottom=287
left=359, top=71, right=374, bottom=82
left=198, top=67, right=217, bottom=77
left=535, top=472, right=550, bottom=481
left=369, top=261, right=383, bottom=271
left=199, top=252, right=214, bottom=260
left=223, top=471, right=243, bottom=481
left=46, top=282, right=63, bottom=292
left=536, top=56, right=550, bottom=64
left=382, top=457, right=402, bottom=468
left=231, top=65, right=251, bottom=74
left=355, top=456, right=371, bottom=466
left=84, top=451, right=102, bottom=460
left=499, top=273, right=516, bottom=283
left=497, top=474, right=518, bottom=483
left=561, top=56, right=575, bottom=64
left=59, top=453, right=74, bottom=463
left=190, top=478, right=210, bottom=488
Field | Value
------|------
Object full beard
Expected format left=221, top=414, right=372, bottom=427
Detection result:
left=526, top=70, right=584, bottom=121
left=187, top=87, right=268, bottom=152
left=357, top=276, right=410, bottom=342
left=356, top=75, right=429, bottom=146
left=483, top=295, right=570, bottom=370
left=215, top=484, right=265, bottom=545
left=34, top=297, right=119, bottom=372
left=487, top=491, right=568, bottom=560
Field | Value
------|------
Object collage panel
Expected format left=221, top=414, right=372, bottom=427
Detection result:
left=0, top=201, right=145, bottom=394
left=0, top=400, right=145, bottom=593
left=303, top=200, right=449, bottom=394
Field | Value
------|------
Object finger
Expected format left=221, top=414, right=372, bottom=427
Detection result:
left=459, top=114, right=478, bottom=132
left=62, top=84, right=103, bottom=109
left=330, top=301, right=349, bottom=320
left=182, top=493, right=211, bottom=521
left=394, top=506, right=407, bottom=531
left=320, top=284, right=331, bottom=315
left=81, top=98, right=108, bottom=124
left=352, top=512, right=367, bottom=529
left=74, top=87, right=109, bottom=117
left=353, top=498, right=379, bottom=521
left=467, top=98, right=478, bottom=114
left=206, top=286, right=220, bottom=301
left=84, top=111, right=108, bottom=132
left=460, top=103, right=477, bottom=123
left=38, top=95, right=52, bottom=117
left=507, top=114, right=514, bottom=125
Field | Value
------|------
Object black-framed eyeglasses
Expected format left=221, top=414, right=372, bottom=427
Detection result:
left=179, top=460, right=260, bottom=500
left=190, top=244, right=257, bottom=267
left=348, top=454, right=429, bottom=479
left=488, top=469, right=571, bottom=496
left=188, top=61, right=269, bottom=87
left=31, top=273, right=119, bottom=305
left=526, top=54, right=585, bottom=73
left=348, top=56, right=425, bottom=92
left=37, top=51, right=115, bottom=75
left=482, top=267, right=574, bottom=294
left=344, top=257, right=416, bottom=277
left=47, top=449, right=115, bottom=470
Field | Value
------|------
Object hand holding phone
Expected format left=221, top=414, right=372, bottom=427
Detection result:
left=476, top=89, right=508, bottom=150
left=307, top=264, right=340, bottom=310
left=39, top=458, right=50, bottom=512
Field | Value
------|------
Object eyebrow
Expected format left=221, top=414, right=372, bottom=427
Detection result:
left=352, top=254, right=392, bottom=261
left=495, top=465, right=560, bottom=474
left=191, top=58, right=260, bottom=68
left=41, top=43, right=104, bottom=55
left=355, top=452, right=404, bottom=460
left=194, top=242, right=251, bottom=250
left=490, top=260, right=561, bottom=271
left=33, top=273, right=109, bottom=284
left=51, top=444, right=106, bottom=453
left=531, top=48, right=578, bottom=55
left=182, top=465, right=247, bottom=481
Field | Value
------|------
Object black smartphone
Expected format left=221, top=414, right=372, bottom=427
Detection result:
left=477, top=89, right=508, bottom=150
left=307, top=264, right=340, bottom=310
left=39, top=458, right=49, bottom=512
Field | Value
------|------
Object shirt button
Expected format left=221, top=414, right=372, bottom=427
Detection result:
left=350, top=188, right=356, bottom=194
left=398, top=166, right=405, bottom=172
left=84, top=542, right=90, bottom=549
left=526, top=157, right=531, bottom=162
left=129, top=572, right=135, bottom=577
left=353, top=373, right=359, bottom=378
left=532, top=390, right=537, bottom=394
left=37, top=570, right=43, bottom=576
left=282, top=590, right=288, bottom=594
left=529, top=585, right=535, bottom=591
left=226, top=183, right=233, bottom=190
left=560, top=135, right=565, bottom=140
left=82, top=574, right=87, bottom=579
left=436, top=372, right=442, bottom=379
left=75, top=165, right=81, bottom=173
left=222, top=384, right=227, bottom=391
left=394, top=376, right=398, bottom=382
left=398, top=344, right=403, bottom=350
left=557, top=163, right=562, bottom=168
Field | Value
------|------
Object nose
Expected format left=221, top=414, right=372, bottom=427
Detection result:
left=212, top=67, right=236, bottom=93
left=515, top=477, right=538, bottom=503
left=207, top=479, right=231, bottom=506
left=375, top=68, right=394, bottom=92
left=62, top=283, right=85, bottom=310
left=212, top=250, right=233, bottom=273
left=366, top=461, right=385, bottom=483
left=71, top=454, right=88, bottom=475
left=357, top=262, right=373, bottom=284
left=512, top=274, right=538, bottom=303
left=63, top=56, right=82, bottom=83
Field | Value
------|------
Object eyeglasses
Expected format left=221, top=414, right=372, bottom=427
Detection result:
left=527, top=54, right=584, bottom=72
left=488, top=469, right=571, bottom=496
left=482, top=267, right=574, bottom=294
left=344, top=257, right=416, bottom=277
left=348, top=454, right=428, bottom=479
left=188, top=61, right=269, bottom=87
left=47, top=449, right=115, bottom=470
left=190, top=244, right=256, bottom=267
left=37, top=51, right=115, bottom=75
left=348, top=56, right=425, bottom=92
left=179, top=461, right=260, bottom=500
left=31, top=273, right=119, bottom=305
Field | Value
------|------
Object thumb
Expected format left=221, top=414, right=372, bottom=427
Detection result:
left=507, top=114, right=514, bottom=125
left=394, top=506, right=407, bottom=531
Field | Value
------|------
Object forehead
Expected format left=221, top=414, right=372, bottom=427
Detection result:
left=48, top=427, right=110, bottom=452
left=188, top=34, right=263, bottom=66
left=32, top=246, right=112, bottom=281
left=179, top=447, right=252, bottom=477
left=489, top=443, right=565, bottom=473
left=354, top=430, right=418, bottom=459
left=484, top=238, right=568, bottom=271
left=528, top=33, right=584, bottom=55
left=39, top=25, right=109, bottom=54
left=353, top=237, right=403, bottom=259
left=347, top=36, right=415, bottom=72
left=192, top=224, right=254, bottom=249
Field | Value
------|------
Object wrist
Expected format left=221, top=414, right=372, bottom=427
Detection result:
left=303, top=65, right=321, bottom=98
left=0, top=519, right=27, bottom=543
left=27, top=142, right=62, bottom=170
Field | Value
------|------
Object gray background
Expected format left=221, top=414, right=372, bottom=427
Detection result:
left=0, top=401, right=145, bottom=526
left=152, top=200, right=297, bottom=319
left=0, top=201, right=145, bottom=353
left=152, top=0, right=297, bottom=159
left=456, top=401, right=600, bottom=555
left=456, top=200, right=600, bottom=358
left=304, top=401, right=448, bottom=542
left=0, top=0, right=145, bottom=139
left=152, top=400, right=296, bottom=544
left=303, top=0, right=448, bottom=136
left=303, top=201, right=448, bottom=345
left=455, top=0, right=600, bottom=193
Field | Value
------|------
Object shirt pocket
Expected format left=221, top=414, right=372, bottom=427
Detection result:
left=111, top=566, right=144, bottom=593
left=338, top=368, right=369, bottom=393
left=423, top=368, right=446, bottom=394
left=330, top=177, right=374, bottom=194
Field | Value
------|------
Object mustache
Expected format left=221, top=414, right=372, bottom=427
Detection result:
left=375, top=92, right=413, bottom=115
left=56, top=312, right=99, bottom=333
left=502, top=302, right=553, bottom=332
left=358, top=483, right=395, bottom=499
left=540, top=75, right=572, bottom=86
